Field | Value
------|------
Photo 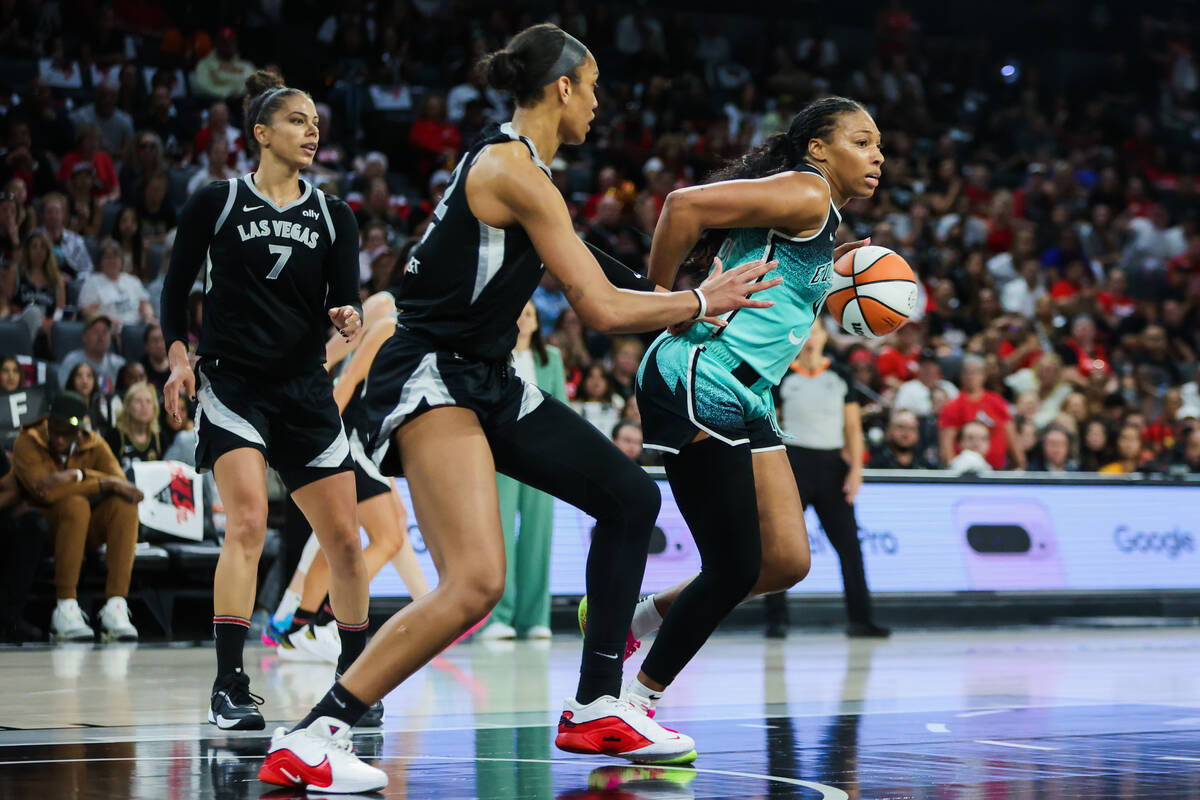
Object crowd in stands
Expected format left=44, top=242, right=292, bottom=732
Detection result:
left=0, top=1, right=1198, bottom=640
left=0, top=1, right=1196, bottom=468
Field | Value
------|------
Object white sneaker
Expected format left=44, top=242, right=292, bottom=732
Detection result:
left=297, top=621, right=341, bottom=665
left=477, top=621, right=517, bottom=641
left=50, top=600, right=95, bottom=643
left=556, top=695, right=696, bottom=764
left=525, top=625, right=552, bottom=640
left=98, top=597, right=139, bottom=643
left=258, top=716, right=388, bottom=793
left=279, top=622, right=340, bottom=665
left=278, top=626, right=325, bottom=662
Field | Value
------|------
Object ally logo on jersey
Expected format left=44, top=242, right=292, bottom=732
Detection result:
left=237, top=219, right=322, bottom=249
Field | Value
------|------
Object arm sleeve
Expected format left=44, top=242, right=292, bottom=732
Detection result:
left=585, top=242, right=657, bottom=293
left=325, top=199, right=363, bottom=319
left=160, top=183, right=224, bottom=349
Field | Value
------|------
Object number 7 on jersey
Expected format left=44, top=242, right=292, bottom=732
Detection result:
left=266, top=244, right=292, bottom=280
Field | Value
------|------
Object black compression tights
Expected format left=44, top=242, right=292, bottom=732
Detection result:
left=487, top=396, right=660, bottom=704
left=639, top=437, right=762, bottom=687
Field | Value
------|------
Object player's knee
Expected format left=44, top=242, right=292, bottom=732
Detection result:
left=369, top=521, right=405, bottom=558
left=727, top=550, right=763, bottom=599
left=322, top=530, right=366, bottom=575
left=223, top=506, right=268, bottom=551
left=615, top=473, right=662, bottom=535
left=763, top=550, right=810, bottom=590
left=449, top=569, right=505, bottom=622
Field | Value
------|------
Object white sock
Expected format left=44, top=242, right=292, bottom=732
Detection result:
left=630, top=595, right=663, bottom=639
left=273, top=589, right=302, bottom=623
left=625, top=676, right=664, bottom=712
left=57, top=598, right=79, bottom=612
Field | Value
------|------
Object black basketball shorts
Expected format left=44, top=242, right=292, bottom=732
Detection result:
left=194, top=358, right=353, bottom=492
left=361, top=328, right=545, bottom=476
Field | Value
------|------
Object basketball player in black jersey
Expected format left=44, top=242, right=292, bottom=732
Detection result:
left=259, top=24, right=781, bottom=793
left=161, top=71, right=371, bottom=734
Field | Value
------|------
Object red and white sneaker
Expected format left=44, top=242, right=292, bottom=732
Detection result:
left=258, top=716, right=387, bottom=794
left=556, top=695, right=696, bottom=765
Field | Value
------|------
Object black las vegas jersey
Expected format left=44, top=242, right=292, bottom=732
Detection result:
left=394, top=124, right=550, bottom=362
left=161, top=175, right=360, bottom=376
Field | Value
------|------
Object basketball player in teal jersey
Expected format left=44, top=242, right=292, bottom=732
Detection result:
left=579, top=97, right=883, bottom=736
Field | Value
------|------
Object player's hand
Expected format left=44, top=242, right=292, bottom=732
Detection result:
left=163, top=365, right=195, bottom=424
left=329, top=306, right=361, bottom=341
left=843, top=465, right=863, bottom=504
left=833, top=236, right=871, bottom=262
left=696, top=257, right=781, bottom=323
left=668, top=313, right=729, bottom=336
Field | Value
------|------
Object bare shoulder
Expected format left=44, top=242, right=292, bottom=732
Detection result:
left=467, top=141, right=557, bottom=224
left=774, top=170, right=832, bottom=205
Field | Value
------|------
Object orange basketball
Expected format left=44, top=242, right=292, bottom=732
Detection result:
left=826, top=245, right=918, bottom=338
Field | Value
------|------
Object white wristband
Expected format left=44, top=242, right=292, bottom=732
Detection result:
left=691, top=288, right=707, bottom=321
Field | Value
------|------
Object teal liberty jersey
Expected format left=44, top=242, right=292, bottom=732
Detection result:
left=699, top=164, right=841, bottom=385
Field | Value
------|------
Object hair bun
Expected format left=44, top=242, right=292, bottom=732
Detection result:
left=244, top=69, right=286, bottom=99
left=484, top=51, right=523, bottom=94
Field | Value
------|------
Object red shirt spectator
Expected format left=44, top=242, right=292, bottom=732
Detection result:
left=938, top=355, right=1015, bottom=469
left=1097, top=288, right=1136, bottom=319
left=409, top=94, right=461, bottom=179
left=56, top=124, right=119, bottom=200
left=192, top=101, right=243, bottom=170
left=998, top=339, right=1042, bottom=370
left=876, top=324, right=922, bottom=385
left=1050, top=278, right=1080, bottom=301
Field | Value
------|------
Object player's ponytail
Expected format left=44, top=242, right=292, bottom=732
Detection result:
left=681, top=96, right=865, bottom=275
left=479, top=23, right=588, bottom=108
left=242, top=69, right=310, bottom=157
left=707, top=96, right=865, bottom=183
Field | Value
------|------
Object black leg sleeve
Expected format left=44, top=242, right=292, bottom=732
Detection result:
left=487, top=396, right=660, bottom=703
left=639, top=437, right=762, bottom=687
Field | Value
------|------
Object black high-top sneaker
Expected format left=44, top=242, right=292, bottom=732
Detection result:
left=208, top=670, right=265, bottom=730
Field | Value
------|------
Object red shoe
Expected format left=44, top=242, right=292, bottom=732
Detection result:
left=555, top=695, right=696, bottom=765
left=258, top=716, right=387, bottom=793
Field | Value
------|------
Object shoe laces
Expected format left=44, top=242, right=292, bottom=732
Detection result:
left=219, top=672, right=264, bottom=707
left=325, top=731, right=355, bottom=754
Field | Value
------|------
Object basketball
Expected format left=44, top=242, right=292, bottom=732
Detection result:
left=825, top=245, right=918, bottom=338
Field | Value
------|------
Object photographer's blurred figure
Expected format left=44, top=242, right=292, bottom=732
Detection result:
left=11, top=391, right=143, bottom=642
left=768, top=319, right=889, bottom=639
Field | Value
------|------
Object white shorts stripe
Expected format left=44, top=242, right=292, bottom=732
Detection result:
left=196, top=366, right=266, bottom=447
left=374, top=352, right=456, bottom=462
left=306, top=420, right=350, bottom=468
left=349, top=429, right=389, bottom=486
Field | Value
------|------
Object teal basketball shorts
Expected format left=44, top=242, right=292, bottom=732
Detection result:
left=635, top=333, right=783, bottom=455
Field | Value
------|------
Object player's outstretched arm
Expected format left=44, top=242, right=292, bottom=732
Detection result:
left=474, top=146, right=781, bottom=334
